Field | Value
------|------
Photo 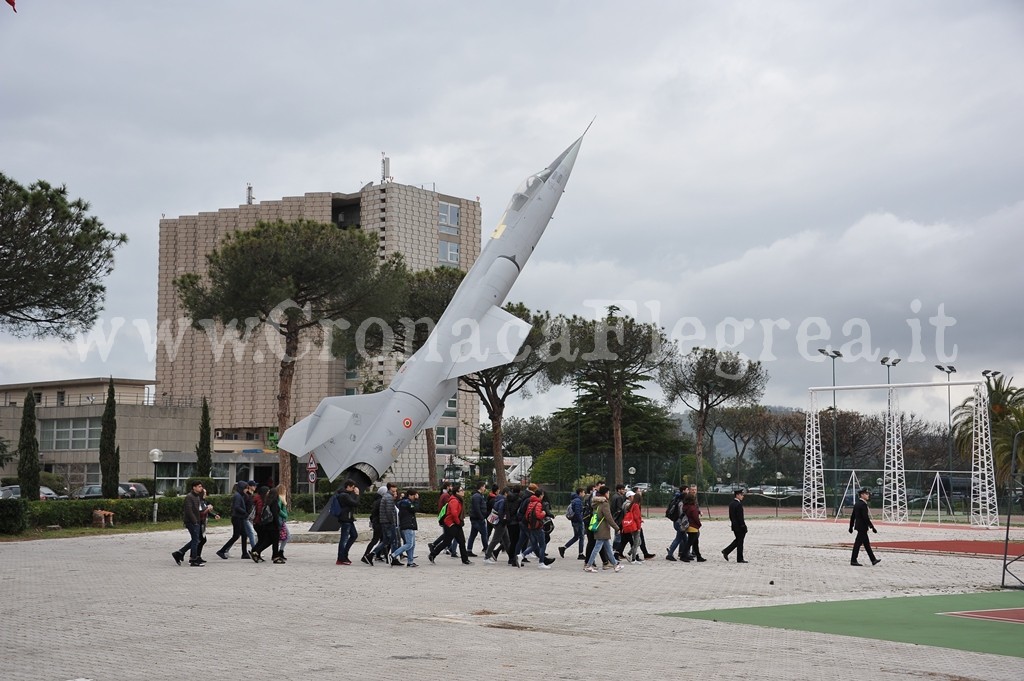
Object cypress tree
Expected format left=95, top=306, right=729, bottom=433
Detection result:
left=100, top=377, right=119, bottom=498
left=17, top=389, right=40, bottom=501
left=196, top=397, right=211, bottom=478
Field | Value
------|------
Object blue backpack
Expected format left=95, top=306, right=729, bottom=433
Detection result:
left=330, top=493, right=343, bottom=519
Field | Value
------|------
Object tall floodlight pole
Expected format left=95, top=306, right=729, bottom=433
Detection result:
left=819, top=348, right=842, bottom=508
left=881, top=356, right=901, bottom=384
left=936, top=365, right=956, bottom=472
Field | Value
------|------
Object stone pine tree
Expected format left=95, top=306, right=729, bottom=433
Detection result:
left=460, top=304, right=561, bottom=489
left=547, top=306, right=672, bottom=486
left=0, top=172, right=127, bottom=339
left=175, top=219, right=408, bottom=492
left=659, top=347, right=768, bottom=488
left=196, top=397, right=212, bottom=478
left=17, top=389, right=40, bottom=501
left=99, top=377, right=120, bottom=499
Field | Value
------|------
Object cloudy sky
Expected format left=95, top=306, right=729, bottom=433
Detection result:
left=2, top=1, right=1022, bottom=427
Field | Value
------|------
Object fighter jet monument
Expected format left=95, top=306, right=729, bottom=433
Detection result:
left=278, top=131, right=587, bottom=490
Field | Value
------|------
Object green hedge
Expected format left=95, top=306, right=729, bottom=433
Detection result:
left=0, top=498, right=28, bottom=534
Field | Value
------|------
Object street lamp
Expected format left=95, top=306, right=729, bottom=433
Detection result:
left=148, top=448, right=163, bottom=523
left=935, top=365, right=956, bottom=472
left=880, top=356, right=901, bottom=384
left=819, top=348, right=842, bottom=508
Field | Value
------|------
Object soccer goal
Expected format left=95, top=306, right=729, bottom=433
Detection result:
left=802, top=380, right=999, bottom=528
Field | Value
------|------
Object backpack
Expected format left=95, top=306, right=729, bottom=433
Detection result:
left=526, top=500, right=545, bottom=530
left=564, top=502, right=574, bottom=520
left=581, top=494, right=594, bottom=522
left=330, top=493, right=343, bottom=520
left=259, top=502, right=273, bottom=525
left=587, top=510, right=602, bottom=532
left=437, top=501, right=449, bottom=525
left=665, top=497, right=680, bottom=521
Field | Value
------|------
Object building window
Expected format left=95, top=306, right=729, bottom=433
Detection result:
left=344, top=388, right=356, bottom=396
left=155, top=462, right=197, bottom=494
left=49, top=463, right=101, bottom=491
left=435, top=426, right=457, bottom=447
left=56, top=391, right=66, bottom=407
left=443, top=396, right=457, bottom=418
left=438, top=241, right=459, bottom=264
left=34, top=392, right=42, bottom=405
left=40, top=417, right=102, bottom=451
left=345, top=353, right=359, bottom=380
left=439, top=201, right=460, bottom=235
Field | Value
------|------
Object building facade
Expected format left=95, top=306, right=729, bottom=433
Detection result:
left=155, top=181, right=483, bottom=487
left=0, top=378, right=204, bottom=493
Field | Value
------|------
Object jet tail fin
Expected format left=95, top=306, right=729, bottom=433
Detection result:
left=278, top=391, right=393, bottom=481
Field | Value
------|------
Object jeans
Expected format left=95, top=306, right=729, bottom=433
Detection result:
left=244, top=519, right=257, bottom=548
left=587, top=538, right=618, bottom=567
left=219, top=517, right=249, bottom=556
left=527, top=528, right=547, bottom=564
left=563, top=520, right=584, bottom=553
left=374, top=526, right=397, bottom=558
left=467, top=518, right=488, bottom=552
left=337, top=521, right=358, bottom=561
left=185, top=522, right=202, bottom=562
left=668, top=520, right=690, bottom=557
left=485, top=523, right=509, bottom=559
left=393, top=528, right=417, bottom=565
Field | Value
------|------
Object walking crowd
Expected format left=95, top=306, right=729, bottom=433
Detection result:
left=172, top=478, right=291, bottom=567
left=171, top=476, right=882, bottom=571
left=328, top=479, right=755, bottom=572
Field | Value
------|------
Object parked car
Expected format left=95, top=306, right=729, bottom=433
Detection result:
left=0, top=485, right=66, bottom=500
left=120, top=482, right=149, bottom=498
left=72, top=484, right=130, bottom=499
left=633, top=482, right=651, bottom=492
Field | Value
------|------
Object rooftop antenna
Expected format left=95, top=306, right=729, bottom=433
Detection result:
left=246, top=183, right=255, bottom=205
left=381, top=152, right=392, bottom=184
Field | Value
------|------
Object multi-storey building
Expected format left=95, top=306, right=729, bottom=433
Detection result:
left=0, top=378, right=201, bottom=493
left=155, top=181, right=482, bottom=487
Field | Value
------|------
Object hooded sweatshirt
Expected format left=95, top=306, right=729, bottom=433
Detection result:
left=230, top=481, right=249, bottom=519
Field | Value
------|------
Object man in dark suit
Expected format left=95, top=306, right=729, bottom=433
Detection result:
left=722, top=488, right=748, bottom=563
left=849, top=488, right=881, bottom=566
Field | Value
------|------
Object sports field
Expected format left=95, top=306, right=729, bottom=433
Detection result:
left=667, top=590, right=1024, bottom=658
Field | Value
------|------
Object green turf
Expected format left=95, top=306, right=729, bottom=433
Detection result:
left=666, top=591, right=1024, bottom=658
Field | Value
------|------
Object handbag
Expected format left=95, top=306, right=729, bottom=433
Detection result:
left=487, top=510, right=499, bottom=525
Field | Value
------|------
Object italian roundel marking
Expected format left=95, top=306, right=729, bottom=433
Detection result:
left=402, top=417, right=413, bottom=429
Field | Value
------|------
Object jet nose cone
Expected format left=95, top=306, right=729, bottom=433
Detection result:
left=545, top=132, right=586, bottom=182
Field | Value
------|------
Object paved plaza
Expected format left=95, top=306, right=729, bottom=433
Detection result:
left=1, top=514, right=1022, bottom=680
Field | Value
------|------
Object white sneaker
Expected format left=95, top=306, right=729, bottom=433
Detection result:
left=614, top=564, right=623, bottom=572
left=584, top=565, right=597, bottom=572
left=537, top=563, right=551, bottom=570
left=483, top=557, right=496, bottom=564
left=515, top=554, right=523, bottom=567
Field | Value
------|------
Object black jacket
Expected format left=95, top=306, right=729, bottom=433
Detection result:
left=334, top=490, right=359, bottom=523
left=850, top=498, right=875, bottom=533
left=729, top=498, right=746, bottom=530
left=397, top=497, right=418, bottom=531
left=470, top=491, right=487, bottom=520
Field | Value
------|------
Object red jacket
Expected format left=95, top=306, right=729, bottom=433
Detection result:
left=443, top=494, right=464, bottom=527
left=524, top=495, right=546, bottom=530
left=621, top=501, right=643, bottom=534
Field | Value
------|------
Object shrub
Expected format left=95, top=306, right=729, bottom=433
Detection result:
left=0, top=498, right=28, bottom=534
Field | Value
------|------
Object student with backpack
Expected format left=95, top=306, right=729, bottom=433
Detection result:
left=665, top=486, right=690, bottom=561
left=427, top=483, right=472, bottom=564
left=524, top=487, right=553, bottom=569
left=584, top=485, right=622, bottom=573
left=332, top=480, right=360, bottom=565
left=619, top=490, right=644, bottom=562
left=558, top=487, right=585, bottom=560
left=392, top=489, right=420, bottom=567
left=483, top=487, right=511, bottom=564
left=361, top=487, right=384, bottom=565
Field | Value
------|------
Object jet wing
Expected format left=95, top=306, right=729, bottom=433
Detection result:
left=422, top=378, right=458, bottom=431
left=445, top=305, right=532, bottom=379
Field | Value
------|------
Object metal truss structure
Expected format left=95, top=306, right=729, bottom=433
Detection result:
left=882, top=388, right=909, bottom=523
left=802, top=392, right=826, bottom=519
left=970, top=384, right=999, bottom=528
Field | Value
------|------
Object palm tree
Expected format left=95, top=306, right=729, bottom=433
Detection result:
left=951, top=372, right=1024, bottom=485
